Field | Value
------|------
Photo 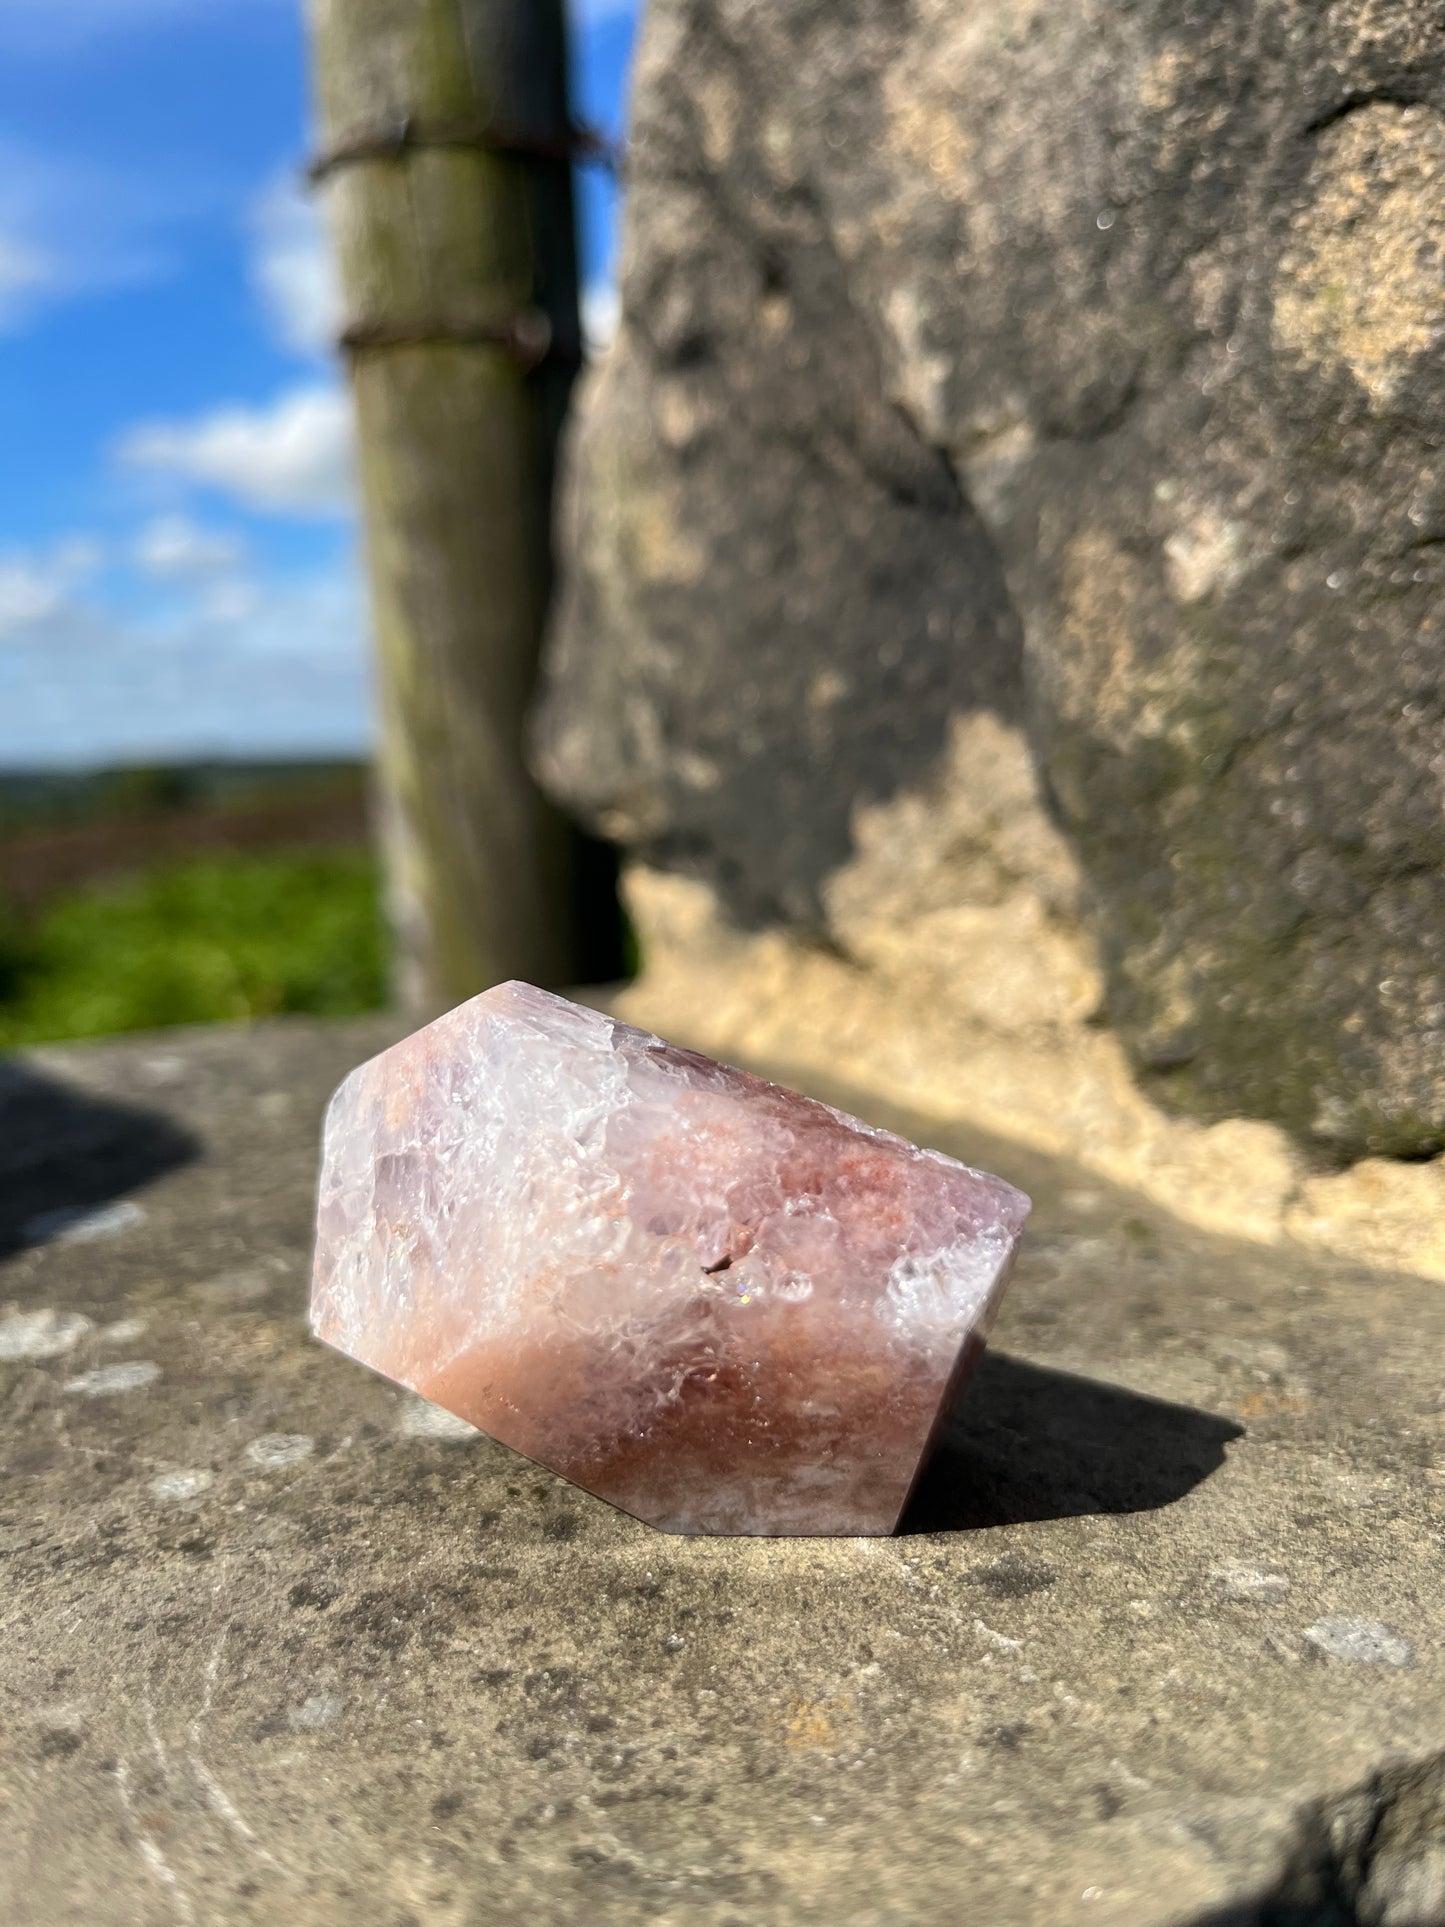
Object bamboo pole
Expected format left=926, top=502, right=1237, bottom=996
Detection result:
left=308, top=0, right=585, bottom=1010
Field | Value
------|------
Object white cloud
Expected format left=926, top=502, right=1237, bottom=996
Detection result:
left=101, top=172, right=349, bottom=531
left=0, top=138, right=172, bottom=332
left=196, top=579, right=262, bottom=624
left=117, top=383, right=355, bottom=517
left=582, top=280, right=621, bottom=356
left=0, top=230, right=59, bottom=329
left=134, top=514, right=245, bottom=580
left=0, top=539, right=102, bottom=638
left=249, top=175, right=342, bottom=359
left=0, top=543, right=369, bottom=767
left=0, top=562, right=68, bottom=634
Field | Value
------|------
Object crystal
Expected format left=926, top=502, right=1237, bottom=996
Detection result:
left=311, top=982, right=1031, bottom=1536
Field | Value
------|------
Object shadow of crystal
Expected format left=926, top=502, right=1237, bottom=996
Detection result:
left=899, top=1350, right=1242, bottom=1533
left=0, top=1059, right=199, bottom=1261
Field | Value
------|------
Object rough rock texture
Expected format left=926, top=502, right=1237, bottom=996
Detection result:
left=615, top=866, right=1445, bottom=1284
left=2, top=1015, right=1443, bottom=1925
left=535, top=0, right=1445, bottom=1158
left=313, top=982, right=1029, bottom=1536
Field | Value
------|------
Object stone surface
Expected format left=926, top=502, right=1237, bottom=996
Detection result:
left=313, top=982, right=1029, bottom=1536
left=1, top=1014, right=1442, bottom=1926
left=612, top=866, right=1445, bottom=1283
left=535, top=0, right=1445, bottom=1158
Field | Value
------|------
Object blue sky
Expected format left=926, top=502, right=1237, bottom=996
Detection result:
left=0, top=0, right=638, bottom=768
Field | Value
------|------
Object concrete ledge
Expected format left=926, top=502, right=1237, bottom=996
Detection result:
left=1, top=1014, right=1441, bottom=1925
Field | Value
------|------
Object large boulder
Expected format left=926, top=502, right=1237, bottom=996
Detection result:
left=535, top=0, right=1445, bottom=1158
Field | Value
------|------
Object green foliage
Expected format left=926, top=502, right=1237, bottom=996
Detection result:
left=0, top=852, right=387, bottom=1048
left=104, top=765, right=202, bottom=815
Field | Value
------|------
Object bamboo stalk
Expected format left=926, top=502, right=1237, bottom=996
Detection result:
left=308, top=0, right=584, bottom=1010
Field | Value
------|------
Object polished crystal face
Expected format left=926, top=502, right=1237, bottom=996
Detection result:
left=312, top=982, right=1030, bottom=1536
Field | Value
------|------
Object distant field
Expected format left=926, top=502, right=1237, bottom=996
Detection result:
left=0, top=763, right=389, bottom=1047
left=0, top=762, right=372, bottom=908
left=0, top=761, right=369, bottom=829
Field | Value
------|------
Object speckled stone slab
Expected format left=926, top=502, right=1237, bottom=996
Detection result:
left=311, top=983, right=1030, bottom=1535
left=5, top=1017, right=1445, bottom=1927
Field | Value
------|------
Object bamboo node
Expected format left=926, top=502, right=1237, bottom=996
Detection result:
left=338, top=309, right=576, bottom=371
left=308, top=115, right=619, bottom=182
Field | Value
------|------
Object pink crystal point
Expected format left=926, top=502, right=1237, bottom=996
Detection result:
left=311, top=983, right=1031, bottom=1536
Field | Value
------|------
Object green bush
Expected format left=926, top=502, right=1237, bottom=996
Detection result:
left=0, top=852, right=387, bottom=1048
